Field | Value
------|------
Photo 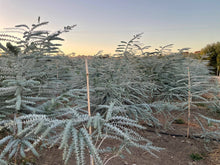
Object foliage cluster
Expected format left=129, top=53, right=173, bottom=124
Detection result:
left=201, top=42, right=220, bottom=75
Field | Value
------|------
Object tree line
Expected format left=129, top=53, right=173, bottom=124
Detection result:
left=200, top=42, right=220, bottom=75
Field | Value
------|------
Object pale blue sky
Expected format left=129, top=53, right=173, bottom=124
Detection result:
left=1, top=0, right=220, bottom=55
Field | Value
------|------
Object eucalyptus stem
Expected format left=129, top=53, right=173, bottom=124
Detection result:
left=187, top=67, right=191, bottom=138
left=85, top=58, right=94, bottom=165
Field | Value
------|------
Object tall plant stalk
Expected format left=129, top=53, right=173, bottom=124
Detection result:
left=85, top=58, right=94, bottom=165
left=187, top=67, right=191, bottom=138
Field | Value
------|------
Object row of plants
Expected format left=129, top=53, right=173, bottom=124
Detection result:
left=0, top=19, right=219, bottom=164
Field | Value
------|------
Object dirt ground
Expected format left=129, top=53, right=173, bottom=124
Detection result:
left=34, top=108, right=220, bottom=165
left=35, top=132, right=219, bottom=165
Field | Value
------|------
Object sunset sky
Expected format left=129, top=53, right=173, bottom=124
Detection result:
left=1, top=0, right=220, bottom=55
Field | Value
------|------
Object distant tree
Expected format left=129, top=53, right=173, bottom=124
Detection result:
left=201, top=42, right=220, bottom=75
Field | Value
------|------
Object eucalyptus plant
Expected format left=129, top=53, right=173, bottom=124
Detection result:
left=0, top=19, right=219, bottom=164
left=0, top=20, right=162, bottom=165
